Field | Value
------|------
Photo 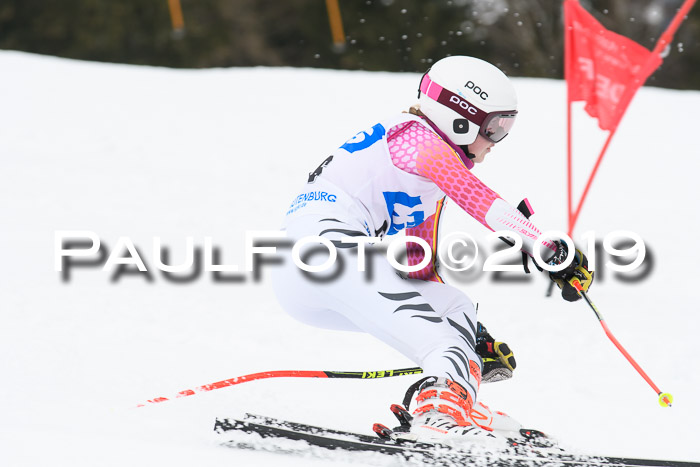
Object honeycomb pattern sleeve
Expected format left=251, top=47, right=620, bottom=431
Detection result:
left=388, top=120, right=554, bottom=257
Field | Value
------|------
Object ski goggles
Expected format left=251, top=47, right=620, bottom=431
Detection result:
left=479, top=111, right=517, bottom=144
left=420, top=74, right=517, bottom=143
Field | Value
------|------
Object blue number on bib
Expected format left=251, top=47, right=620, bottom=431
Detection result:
left=383, top=191, right=425, bottom=235
left=340, top=123, right=386, bottom=153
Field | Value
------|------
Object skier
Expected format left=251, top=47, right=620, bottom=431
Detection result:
left=271, top=56, right=593, bottom=442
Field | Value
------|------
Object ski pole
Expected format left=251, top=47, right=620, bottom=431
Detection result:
left=572, top=281, right=673, bottom=408
left=136, top=366, right=423, bottom=408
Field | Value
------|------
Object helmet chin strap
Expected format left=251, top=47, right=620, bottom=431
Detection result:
left=460, top=145, right=476, bottom=160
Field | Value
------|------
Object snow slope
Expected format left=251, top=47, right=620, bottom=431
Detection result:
left=1, top=51, right=699, bottom=465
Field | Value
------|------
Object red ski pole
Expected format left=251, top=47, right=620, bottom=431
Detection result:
left=573, top=281, right=673, bottom=407
left=135, top=367, right=423, bottom=408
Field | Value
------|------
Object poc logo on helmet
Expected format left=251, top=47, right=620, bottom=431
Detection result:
left=465, top=80, right=488, bottom=100
left=448, top=95, right=478, bottom=115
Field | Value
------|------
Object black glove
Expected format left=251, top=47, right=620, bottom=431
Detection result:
left=476, top=322, right=516, bottom=383
left=547, top=240, right=594, bottom=302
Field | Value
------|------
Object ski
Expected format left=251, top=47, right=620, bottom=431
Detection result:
left=214, top=413, right=699, bottom=467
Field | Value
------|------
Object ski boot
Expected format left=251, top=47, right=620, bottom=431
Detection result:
left=397, top=377, right=507, bottom=446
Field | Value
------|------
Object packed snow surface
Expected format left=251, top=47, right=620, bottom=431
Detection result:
left=1, top=51, right=699, bottom=465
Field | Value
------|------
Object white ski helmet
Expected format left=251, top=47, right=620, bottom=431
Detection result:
left=418, top=56, right=518, bottom=147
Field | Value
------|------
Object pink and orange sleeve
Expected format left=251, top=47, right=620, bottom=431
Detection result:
left=387, top=119, right=550, bottom=265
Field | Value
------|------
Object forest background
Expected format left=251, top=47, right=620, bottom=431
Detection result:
left=1, top=0, right=698, bottom=89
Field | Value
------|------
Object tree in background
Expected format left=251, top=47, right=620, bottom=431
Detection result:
left=0, top=0, right=697, bottom=89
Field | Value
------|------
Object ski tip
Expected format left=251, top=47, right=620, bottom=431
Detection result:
left=658, top=392, right=673, bottom=408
